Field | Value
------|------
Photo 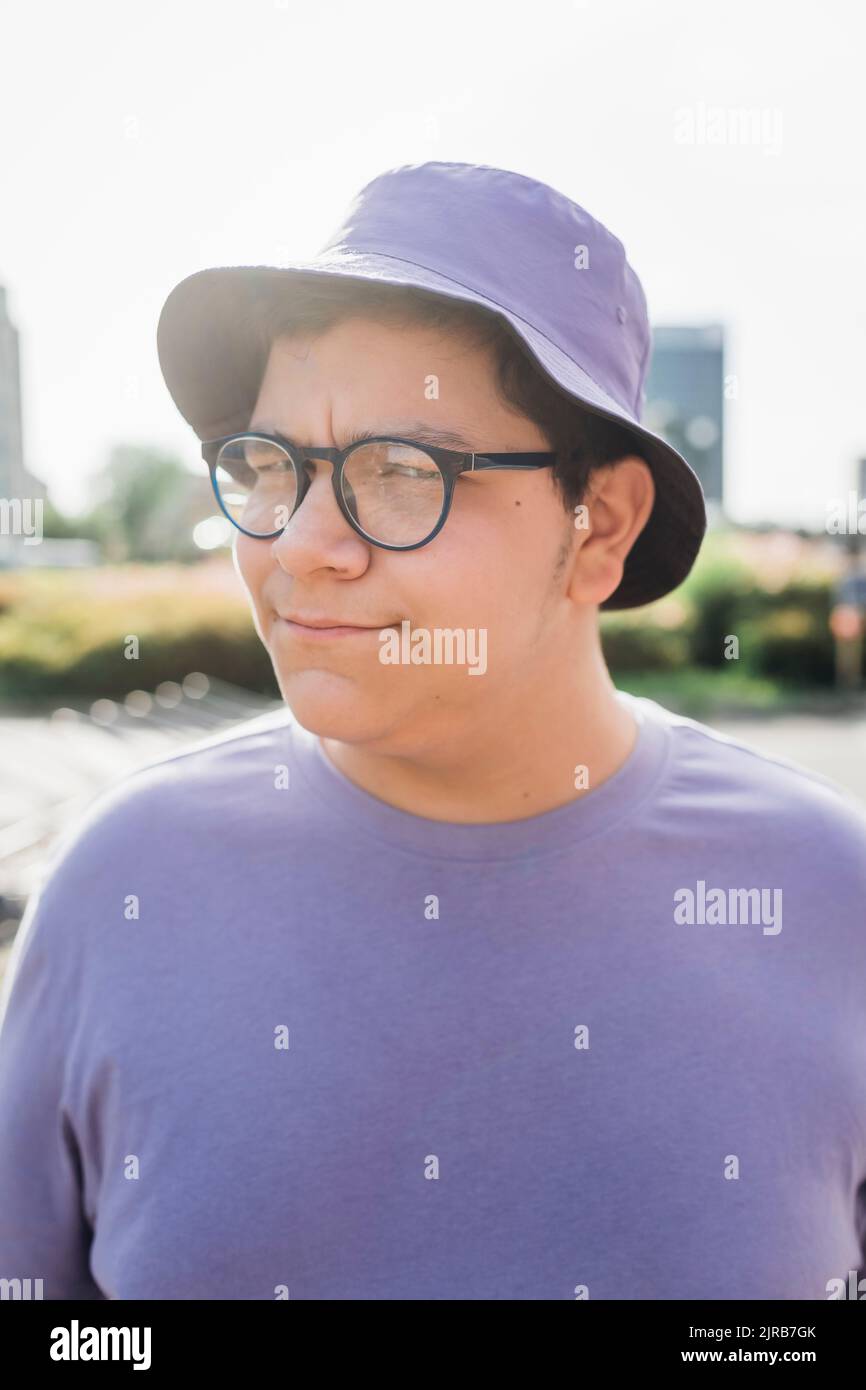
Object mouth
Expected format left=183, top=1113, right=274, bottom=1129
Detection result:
left=275, top=613, right=398, bottom=641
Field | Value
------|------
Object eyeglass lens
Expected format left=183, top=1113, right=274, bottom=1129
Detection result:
left=213, top=437, right=447, bottom=545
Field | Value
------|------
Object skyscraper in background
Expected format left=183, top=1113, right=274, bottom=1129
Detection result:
left=644, top=324, right=725, bottom=519
left=0, top=284, right=46, bottom=501
left=0, top=284, right=49, bottom=564
left=0, top=285, right=25, bottom=501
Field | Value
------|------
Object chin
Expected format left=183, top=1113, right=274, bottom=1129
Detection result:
left=277, top=668, right=399, bottom=744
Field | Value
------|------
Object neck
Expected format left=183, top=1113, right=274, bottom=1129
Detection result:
left=318, top=627, right=638, bottom=824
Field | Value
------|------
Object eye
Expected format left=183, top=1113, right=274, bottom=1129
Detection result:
left=379, top=463, right=438, bottom=481
left=251, top=459, right=286, bottom=475
left=244, top=444, right=292, bottom=477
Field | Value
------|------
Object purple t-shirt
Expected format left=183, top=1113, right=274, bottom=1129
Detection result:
left=1, top=691, right=865, bottom=1300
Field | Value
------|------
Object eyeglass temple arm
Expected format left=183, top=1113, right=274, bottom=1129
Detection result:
left=470, top=452, right=555, bottom=471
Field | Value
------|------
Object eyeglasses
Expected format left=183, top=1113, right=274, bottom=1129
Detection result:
left=201, top=431, right=557, bottom=550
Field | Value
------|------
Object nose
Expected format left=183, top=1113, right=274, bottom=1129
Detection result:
left=269, top=457, right=369, bottom=577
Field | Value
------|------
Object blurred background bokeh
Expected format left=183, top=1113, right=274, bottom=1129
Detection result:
left=2, top=0, right=865, bottom=981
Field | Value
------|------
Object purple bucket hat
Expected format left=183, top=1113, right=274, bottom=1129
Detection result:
left=157, top=160, right=706, bottom=609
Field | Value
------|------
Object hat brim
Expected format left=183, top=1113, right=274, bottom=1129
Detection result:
left=157, top=253, right=707, bottom=609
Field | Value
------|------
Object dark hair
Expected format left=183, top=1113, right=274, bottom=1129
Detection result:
left=245, top=277, right=642, bottom=517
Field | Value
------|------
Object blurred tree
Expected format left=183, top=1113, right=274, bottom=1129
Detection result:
left=87, top=446, right=209, bottom=562
left=39, top=498, right=103, bottom=541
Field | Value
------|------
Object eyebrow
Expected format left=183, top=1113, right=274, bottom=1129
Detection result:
left=246, top=419, right=476, bottom=452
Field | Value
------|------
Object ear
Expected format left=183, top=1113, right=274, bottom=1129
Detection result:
left=566, top=456, right=655, bottom=605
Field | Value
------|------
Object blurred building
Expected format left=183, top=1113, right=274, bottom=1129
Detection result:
left=0, top=285, right=48, bottom=566
left=0, top=285, right=46, bottom=501
left=644, top=324, right=725, bottom=517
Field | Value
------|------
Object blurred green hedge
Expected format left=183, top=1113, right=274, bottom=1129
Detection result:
left=600, top=578, right=835, bottom=683
left=600, top=531, right=837, bottom=685
left=0, top=533, right=842, bottom=704
left=0, top=563, right=279, bottom=701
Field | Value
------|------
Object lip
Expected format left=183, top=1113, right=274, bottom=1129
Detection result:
left=282, top=613, right=381, bottom=629
left=276, top=614, right=394, bottom=640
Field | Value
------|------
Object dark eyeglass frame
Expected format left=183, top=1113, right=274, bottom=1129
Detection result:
left=201, top=431, right=556, bottom=550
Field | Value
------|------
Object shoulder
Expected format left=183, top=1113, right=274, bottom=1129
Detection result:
left=627, top=692, right=866, bottom=869
left=23, top=706, right=297, bottom=906
left=1, top=709, right=298, bottom=1024
left=110, top=703, right=295, bottom=800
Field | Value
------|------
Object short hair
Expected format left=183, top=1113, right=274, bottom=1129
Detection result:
left=245, top=277, right=641, bottom=520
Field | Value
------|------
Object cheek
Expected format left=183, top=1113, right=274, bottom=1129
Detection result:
left=233, top=534, right=270, bottom=608
left=396, top=538, right=482, bottom=627
left=441, top=497, right=568, bottom=658
left=425, top=494, right=547, bottom=616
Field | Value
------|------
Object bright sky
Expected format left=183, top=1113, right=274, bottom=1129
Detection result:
left=1, top=0, right=864, bottom=524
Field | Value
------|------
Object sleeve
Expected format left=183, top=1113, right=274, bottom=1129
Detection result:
left=0, top=862, right=105, bottom=1300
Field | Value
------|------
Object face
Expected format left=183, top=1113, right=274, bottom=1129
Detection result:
left=234, top=314, right=628, bottom=755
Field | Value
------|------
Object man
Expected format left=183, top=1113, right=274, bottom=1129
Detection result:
left=1, top=162, right=865, bottom=1300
